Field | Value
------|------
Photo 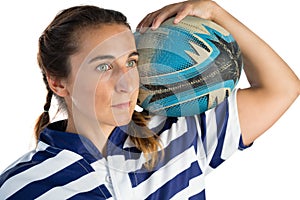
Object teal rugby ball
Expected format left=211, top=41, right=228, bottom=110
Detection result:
left=135, top=16, right=243, bottom=117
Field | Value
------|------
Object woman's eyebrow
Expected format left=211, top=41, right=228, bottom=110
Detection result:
left=88, top=55, right=115, bottom=63
left=88, top=51, right=139, bottom=64
left=129, top=51, right=139, bottom=57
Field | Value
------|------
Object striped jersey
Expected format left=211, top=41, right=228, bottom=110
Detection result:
left=0, top=89, right=250, bottom=199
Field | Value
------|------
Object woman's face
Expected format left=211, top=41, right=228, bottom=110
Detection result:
left=65, top=24, right=139, bottom=133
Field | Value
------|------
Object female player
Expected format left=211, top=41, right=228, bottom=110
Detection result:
left=0, top=0, right=299, bottom=199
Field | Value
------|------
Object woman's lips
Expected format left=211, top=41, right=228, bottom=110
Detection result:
left=112, top=101, right=130, bottom=109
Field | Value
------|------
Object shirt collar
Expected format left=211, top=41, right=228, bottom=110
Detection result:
left=39, top=120, right=132, bottom=163
left=40, top=120, right=103, bottom=163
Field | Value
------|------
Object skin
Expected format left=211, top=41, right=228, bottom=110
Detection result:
left=47, top=24, right=140, bottom=152
left=137, top=0, right=300, bottom=145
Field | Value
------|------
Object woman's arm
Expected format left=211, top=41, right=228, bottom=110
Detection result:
left=212, top=3, right=299, bottom=145
left=137, top=0, right=300, bottom=145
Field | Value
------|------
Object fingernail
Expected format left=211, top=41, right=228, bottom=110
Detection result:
left=151, top=25, right=158, bottom=30
left=138, top=26, right=143, bottom=33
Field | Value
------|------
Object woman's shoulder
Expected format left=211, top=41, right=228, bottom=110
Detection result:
left=0, top=141, right=91, bottom=199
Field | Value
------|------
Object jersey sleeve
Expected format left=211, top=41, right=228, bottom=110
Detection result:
left=195, top=89, right=252, bottom=174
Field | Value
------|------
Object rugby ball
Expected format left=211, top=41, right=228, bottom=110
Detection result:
left=135, top=16, right=243, bottom=117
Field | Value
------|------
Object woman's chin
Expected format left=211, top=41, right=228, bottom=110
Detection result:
left=112, top=103, right=136, bottom=123
left=112, top=111, right=133, bottom=126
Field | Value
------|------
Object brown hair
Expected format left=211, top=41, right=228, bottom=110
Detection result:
left=35, top=5, right=162, bottom=169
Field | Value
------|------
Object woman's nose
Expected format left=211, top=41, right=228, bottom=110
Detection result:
left=115, top=67, right=139, bottom=93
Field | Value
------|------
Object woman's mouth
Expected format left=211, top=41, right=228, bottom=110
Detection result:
left=112, top=101, right=130, bottom=109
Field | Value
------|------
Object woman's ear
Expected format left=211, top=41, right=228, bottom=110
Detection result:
left=46, top=75, right=69, bottom=97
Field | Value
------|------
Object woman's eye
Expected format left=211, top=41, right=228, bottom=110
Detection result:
left=126, top=60, right=137, bottom=68
left=96, top=63, right=112, bottom=72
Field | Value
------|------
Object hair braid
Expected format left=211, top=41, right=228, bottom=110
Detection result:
left=34, top=74, right=53, bottom=141
left=43, top=75, right=53, bottom=113
left=129, top=111, right=163, bottom=170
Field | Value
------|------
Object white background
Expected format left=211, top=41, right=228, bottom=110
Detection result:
left=0, top=0, right=299, bottom=199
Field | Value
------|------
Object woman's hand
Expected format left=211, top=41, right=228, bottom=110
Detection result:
left=136, top=0, right=216, bottom=33
left=136, top=0, right=300, bottom=146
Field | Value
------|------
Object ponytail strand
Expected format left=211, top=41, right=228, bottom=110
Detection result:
left=34, top=74, right=53, bottom=142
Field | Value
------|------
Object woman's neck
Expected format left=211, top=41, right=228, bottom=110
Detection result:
left=66, top=114, right=115, bottom=155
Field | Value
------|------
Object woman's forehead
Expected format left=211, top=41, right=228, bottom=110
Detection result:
left=80, top=25, right=136, bottom=59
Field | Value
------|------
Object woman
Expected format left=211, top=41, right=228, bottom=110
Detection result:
left=0, top=0, right=299, bottom=199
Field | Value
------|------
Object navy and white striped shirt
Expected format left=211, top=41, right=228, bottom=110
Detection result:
left=0, top=89, right=250, bottom=199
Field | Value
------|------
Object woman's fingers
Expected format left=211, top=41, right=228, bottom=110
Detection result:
left=136, top=0, right=213, bottom=33
left=150, top=3, right=184, bottom=29
left=136, top=12, right=159, bottom=33
left=137, top=3, right=183, bottom=32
